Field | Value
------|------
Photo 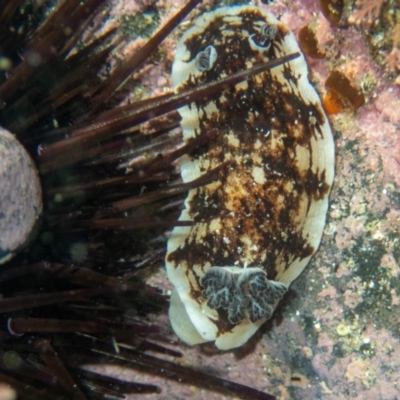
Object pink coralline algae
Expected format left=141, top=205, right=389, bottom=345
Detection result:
left=348, top=0, right=386, bottom=25
left=349, top=0, right=400, bottom=83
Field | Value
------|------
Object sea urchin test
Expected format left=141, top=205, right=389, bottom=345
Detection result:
left=166, top=5, right=334, bottom=350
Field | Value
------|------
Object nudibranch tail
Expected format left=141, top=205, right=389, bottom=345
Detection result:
left=166, top=5, right=334, bottom=350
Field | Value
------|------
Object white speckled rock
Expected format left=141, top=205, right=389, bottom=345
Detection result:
left=0, top=126, right=42, bottom=264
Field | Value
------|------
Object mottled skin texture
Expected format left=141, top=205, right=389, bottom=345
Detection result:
left=166, top=5, right=334, bottom=349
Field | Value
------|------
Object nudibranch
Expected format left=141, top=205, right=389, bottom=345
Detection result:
left=166, top=5, right=334, bottom=350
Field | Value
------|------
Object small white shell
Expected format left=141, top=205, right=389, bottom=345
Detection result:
left=166, top=5, right=334, bottom=350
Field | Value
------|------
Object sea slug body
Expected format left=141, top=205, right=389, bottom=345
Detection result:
left=166, top=5, right=335, bottom=350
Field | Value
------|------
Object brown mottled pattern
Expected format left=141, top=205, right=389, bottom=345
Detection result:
left=169, top=13, right=328, bottom=268
left=167, top=6, right=334, bottom=345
